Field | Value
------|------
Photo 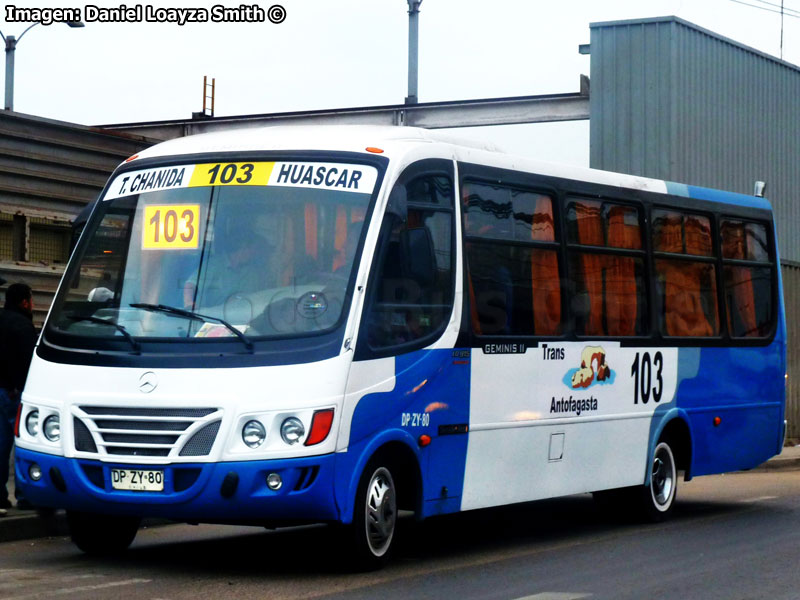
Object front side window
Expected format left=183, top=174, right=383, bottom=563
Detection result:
left=359, top=162, right=455, bottom=355
left=47, top=160, right=378, bottom=348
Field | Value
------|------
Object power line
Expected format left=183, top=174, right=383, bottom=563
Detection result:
left=750, top=0, right=800, bottom=17
left=729, top=0, right=800, bottom=18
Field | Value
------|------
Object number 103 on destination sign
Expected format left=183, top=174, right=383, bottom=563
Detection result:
left=143, top=205, right=200, bottom=249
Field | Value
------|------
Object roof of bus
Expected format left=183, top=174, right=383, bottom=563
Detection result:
left=130, top=125, right=773, bottom=212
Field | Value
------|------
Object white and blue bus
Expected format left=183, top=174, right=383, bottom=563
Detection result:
left=15, top=126, right=785, bottom=566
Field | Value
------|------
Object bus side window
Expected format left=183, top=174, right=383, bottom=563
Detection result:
left=652, top=210, right=719, bottom=337
left=566, top=198, right=645, bottom=337
left=721, top=219, right=773, bottom=337
left=464, top=183, right=561, bottom=336
left=359, top=170, right=455, bottom=356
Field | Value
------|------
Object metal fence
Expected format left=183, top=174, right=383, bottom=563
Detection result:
left=0, top=214, right=12, bottom=260
left=28, top=217, right=71, bottom=265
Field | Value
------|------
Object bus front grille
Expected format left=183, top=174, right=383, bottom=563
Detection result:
left=73, top=406, right=223, bottom=459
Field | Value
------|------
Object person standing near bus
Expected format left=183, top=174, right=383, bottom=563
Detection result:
left=0, top=283, right=36, bottom=515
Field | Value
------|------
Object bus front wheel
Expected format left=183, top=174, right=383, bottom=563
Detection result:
left=67, top=511, right=140, bottom=555
left=347, top=461, right=397, bottom=570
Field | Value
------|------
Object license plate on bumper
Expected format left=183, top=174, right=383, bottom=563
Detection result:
left=111, top=469, right=164, bottom=491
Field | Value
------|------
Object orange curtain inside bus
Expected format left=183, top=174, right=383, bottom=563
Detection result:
left=530, top=196, right=560, bottom=335
left=574, top=202, right=605, bottom=335
left=604, top=206, right=639, bottom=336
left=304, top=204, right=318, bottom=259
left=657, top=214, right=719, bottom=336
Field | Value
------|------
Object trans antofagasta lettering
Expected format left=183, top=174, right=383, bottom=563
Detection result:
left=276, top=164, right=364, bottom=189
left=119, top=167, right=186, bottom=195
left=550, top=395, right=598, bottom=416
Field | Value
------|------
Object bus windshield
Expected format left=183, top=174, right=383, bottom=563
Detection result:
left=48, top=160, right=378, bottom=345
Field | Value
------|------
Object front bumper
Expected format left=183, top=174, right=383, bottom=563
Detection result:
left=15, top=447, right=340, bottom=523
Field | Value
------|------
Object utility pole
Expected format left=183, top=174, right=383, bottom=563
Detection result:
left=4, top=35, right=16, bottom=111
left=405, top=0, right=422, bottom=105
left=1, top=21, right=84, bottom=111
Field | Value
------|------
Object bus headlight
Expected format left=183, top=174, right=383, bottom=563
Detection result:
left=43, top=415, right=61, bottom=442
left=25, top=410, right=39, bottom=437
left=242, top=420, right=266, bottom=448
left=280, top=417, right=305, bottom=445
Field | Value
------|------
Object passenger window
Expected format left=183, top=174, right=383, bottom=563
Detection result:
left=721, top=220, right=769, bottom=262
left=652, top=209, right=719, bottom=337
left=721, top=219, right=773, bottom=338
left=464, top=182, right=561, bottom=336
left=567, top=200, right=642, bottom=249
left=652, top=211, right=712, bottom=256
left=654, top=259, right=719, bottom=337
left=566, top=198, right=645, bottom=337
left=360, top=169, right=455, bottom=355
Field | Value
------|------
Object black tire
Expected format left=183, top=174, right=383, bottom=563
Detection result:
left=67, top=511, right=140, bottom=555
left=346, top=461, right=398, bottom=570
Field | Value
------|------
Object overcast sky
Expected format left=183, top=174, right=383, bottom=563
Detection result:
left=2, top=0, right=799, bottom=166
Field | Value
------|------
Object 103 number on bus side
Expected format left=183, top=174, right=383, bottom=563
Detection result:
left=631, top=351, right=664, bottom=404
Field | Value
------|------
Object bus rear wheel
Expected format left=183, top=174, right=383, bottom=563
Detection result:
left=593, top=438, right=678, bottom=522
left=347, top=462, right=397, bottom=570
left=67, top=511, right=140, bottom=555
left=639, top=439, right=677, bottom=521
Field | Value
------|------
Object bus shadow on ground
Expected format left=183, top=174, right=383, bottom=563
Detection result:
left=74, top=493, right=750, bottom=577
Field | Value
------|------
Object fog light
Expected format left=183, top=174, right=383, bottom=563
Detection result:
left=280, top=417, right=305, bottom=445
left=266, top=472, right=282, bottom=490
left=29, top=463, right=42, bottom=481
left=25, top=410, right=39, bottom=437
left=242, top=420, right=266, bottom=448
left=43, top=415, right=61, bottom=442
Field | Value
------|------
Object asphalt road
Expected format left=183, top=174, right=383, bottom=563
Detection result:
left=1, top=470, right=799, bottom=600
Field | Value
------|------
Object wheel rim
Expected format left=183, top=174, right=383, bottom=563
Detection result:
left=650, top=443, right=676, bottom=511
left=364, top=467, right=396, bottom=557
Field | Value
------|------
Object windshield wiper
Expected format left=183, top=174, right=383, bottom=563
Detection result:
left=130, top=303, right=254, bottom=353
left=66, top=315, right=141, bottom=354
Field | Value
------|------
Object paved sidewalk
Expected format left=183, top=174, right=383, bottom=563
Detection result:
left=2, top=446, right=799, bottom=544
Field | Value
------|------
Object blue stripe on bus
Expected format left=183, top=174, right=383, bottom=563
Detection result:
left=649, top=342, right=785, bottom=481
left=15, top=447, right=340, bottom=522
left=666, top=181, right=773, bottom=211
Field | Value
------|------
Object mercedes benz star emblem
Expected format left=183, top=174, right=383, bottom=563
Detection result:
left=138, top=371, right=158, bottom=393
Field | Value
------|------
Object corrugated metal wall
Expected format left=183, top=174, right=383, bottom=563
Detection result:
left=590, top=16, right=800, bottom=437
left=0, top=112, right=156, bottom=328
left=590, top=16, right=800, bottom=262
left=783, top=264, right=800, bottom=437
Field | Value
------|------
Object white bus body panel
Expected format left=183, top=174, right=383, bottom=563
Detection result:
left=18, top=352, right=353, bottom=463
